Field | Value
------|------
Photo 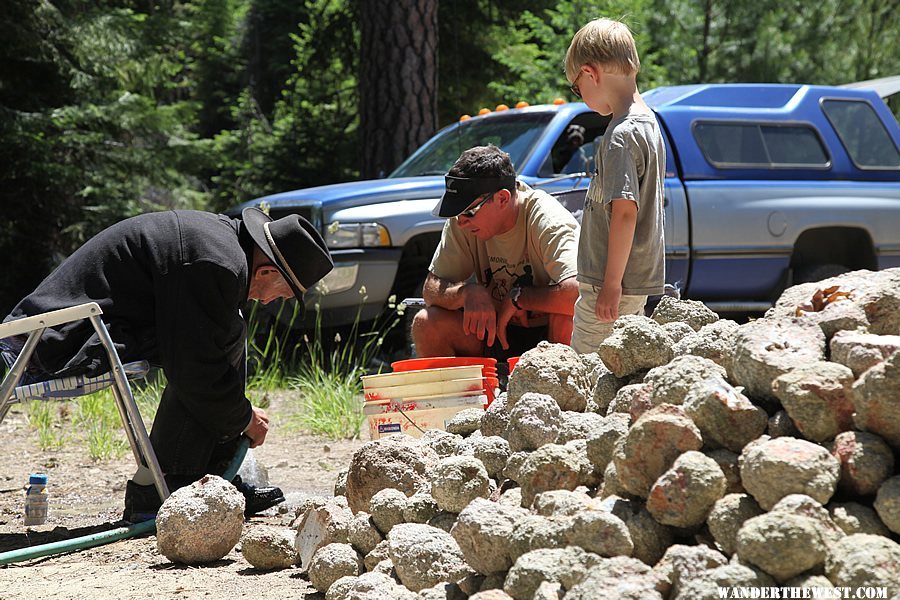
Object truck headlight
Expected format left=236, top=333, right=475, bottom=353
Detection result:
left=315, top=264, right=359, bottom=295
left=325, top=222, right=391, bottom=248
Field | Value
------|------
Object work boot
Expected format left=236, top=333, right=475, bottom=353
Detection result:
left=230, top=475, right=285, bottom=516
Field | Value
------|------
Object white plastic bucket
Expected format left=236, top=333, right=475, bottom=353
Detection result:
left=364, top=394, right=486, bottom=440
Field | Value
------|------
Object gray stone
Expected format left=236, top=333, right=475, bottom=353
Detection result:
left=325, top=575, right=358, bottom=600
left=241, top=526, right=297, bottom=570
left=683, top=377, right=768, bottom=452
left=704, top=449, right=744, bottom=495
left=707, top=494, right=764, bottom=556
left=826, top=534, right=900, bottom=589
left=518, top=442, right=591, bottom=507
left=451, top=497, right=529, bottom=575
left=565, top=555, right=661, bottom=600
left=852, top=350, right=900, bottom=449
left=580, top=352, right=608, bottom=387
left=728, top=317, right=826, bottom=401
left=532, top=490, right=591, bottom=517
left=446, top=408, right=485, bottom=437
left=598, top=315, right=675, bottom=378
left=828, top=502, right=891, bottom=536
left=556, top=410, right=607, bottom=444
left=662, top=321, right=696, bottom=343
left=429, top=455, right=491, bottom=513
left=651, top=544, right=729, bottom=600
left=464, top=435, right=511, bottom=479
left=348, top=511, right=383, bottom=555
left=673, top=562, right=774, bottom=600
left=387, top=523, right=473, bottom=592
left=831, top=331, right=900, bottom=377
left=369, top=488, right=409, bottom=534
left=613, top=404, right=703, bottom=498
left=651, top=296, right=719, bottom=331
left=565, top=510, right=634, bottom=557
left=346, top=435, right=439, bottom=513
left=481, top=392, right=510, bottom=438
left=403, top=492, right=440, bottom=524
left=594, top=495, right=673, bottom=565
left=770, top=494, right=845, bottom=547
left=420, top=429, right=466, bottom=458
left=335, top=469, right=349, bottom=497
left=647, top=451, right=727, bottom=528
left=673, top=319, right=740, bottom=371
left=363, top=539, right=390, bottom=572
left=585, top=413, right=630, bottom=473
left=829, top=431, right=895, bottom=496
left=507, top=514, right=570, bottom=564
left=606, top=383, right=653, bottom=421
left=497, top=486, right=523, bottom=509
left=772, top=362, right=856, bottom=442
left=645, top=355, right=727, bottom=407
left=469, top=591, right=513, bottom=600
left=295, top=501, right=354, bottom=570
left=736, top=512, right=828, bottom=582
left=308, top=543, right=364, bottom=593
left=591, top=371, right=627, bottom=415
left=341, top=571, right=419, bottom=600
left=874, top=475, right=900, bottom=534
left=504, top=392, right=560, bottom=452
left=739, top=436, right=840, bottom=510
left=156, top=475, right=245, bottom=565
left=502, top=451, right=529, bottom=483
left=503, top=547, right=603, bottom=600
left=507, top=342, right=592, bottom=412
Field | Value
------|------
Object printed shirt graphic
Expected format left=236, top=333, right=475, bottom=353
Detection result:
left=578, top=106, right=666, bottom=295
left=429, top=182, right=579, bottom=327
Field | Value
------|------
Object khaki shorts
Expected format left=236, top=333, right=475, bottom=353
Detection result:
left=571, top=283, right=647, bottom=354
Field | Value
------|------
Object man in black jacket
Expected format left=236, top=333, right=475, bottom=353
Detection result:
left=2, top=207, right=333, bottom=521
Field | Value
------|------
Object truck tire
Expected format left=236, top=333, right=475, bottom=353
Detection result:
left=794, top=263, right=850, bottom=284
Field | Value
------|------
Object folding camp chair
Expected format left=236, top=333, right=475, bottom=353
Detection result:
left=0, top=302, right=169, bottom=504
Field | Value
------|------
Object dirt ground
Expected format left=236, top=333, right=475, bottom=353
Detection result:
left=0, top=392, right=366, bottom=599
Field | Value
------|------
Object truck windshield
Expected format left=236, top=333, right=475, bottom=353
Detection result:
left=389, top=112, right=555, bottom=177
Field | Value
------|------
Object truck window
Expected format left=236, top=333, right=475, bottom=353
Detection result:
left=540, top=113, right=611, bottom=177
left=693, top=121, right=829, bottom=168
left=822, top=99, right=900, bottom=169
left=390, top=112, right=554, bottom=178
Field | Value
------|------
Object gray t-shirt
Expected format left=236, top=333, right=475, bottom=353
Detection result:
left=577, top=106, right=666, bottom=295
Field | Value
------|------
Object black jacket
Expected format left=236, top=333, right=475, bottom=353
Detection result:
left=5, top=210, right=255, bottom=438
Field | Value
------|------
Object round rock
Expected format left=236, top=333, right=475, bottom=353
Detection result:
left=683, top=376, right=768, bottom=452
left=874, top=475, right=900, bottom=534
left=518, top=442, right=590, bottom=507
left=480, top=392, right=510, bottom=438
left=644, top=355, right=726, bottom=407
left=647, top=450, right=727, bottom=528
left=446, top=407, right=485, bottom=436
left=368, top=488, right=409, bottom=534
left=345, top=435, right=438, bottom=513
left=465, top=435, right=511, bottom=479
left=504, top=392, right=560, bottom=452
left=852, top=350, right=900, bottom=449
left=347, top=511, right=383, bottom=555
left=736, top=512, right=828, bottom=582
left=672, top=319, right=740, bottom=371
left=594, top=495, right=673, bottom=565
left=829, top=431, right=895, bottom=496
left=739, top=436, right=840, bottom=510
left=429, top=455, right=491, bottom=514
left=387, top=523, right=472, bottom=592
left=585, top=413, right=630, bottom=473
left=707, top=493, right=764, bottom=556
left=651, top=296, right=719, bottom=331
left=598, top=315, right=675, bottom=378
left=826, top=534, right=900, bottom=589
left=241, top=526, right=297, bottom=570
left=451, top=497, right=529, bottom=575
left=507, top=342, right=592, bottom=411
left=156, top=475, right=245, bottom=564
left=308, top=543, right=363, bottom=593
left=772, top=361, right=855, bottom=442
left=828, top=502, right=891, bottom=537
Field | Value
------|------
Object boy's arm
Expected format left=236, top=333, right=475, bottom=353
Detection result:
left=596, top=199, right=638, bottom=322
left=423, top=271, right=498, bottom=345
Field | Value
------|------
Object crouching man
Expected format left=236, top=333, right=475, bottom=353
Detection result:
left=411, top=144, right=580, bottom=361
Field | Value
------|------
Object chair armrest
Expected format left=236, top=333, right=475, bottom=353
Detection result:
left=0, top=303, right=104, bottom=339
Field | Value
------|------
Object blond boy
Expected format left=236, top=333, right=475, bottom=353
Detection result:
left=565, top=18, right=666, bottom=353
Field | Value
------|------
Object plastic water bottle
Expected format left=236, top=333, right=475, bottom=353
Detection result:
left=24, top=473, right=49, bottom=526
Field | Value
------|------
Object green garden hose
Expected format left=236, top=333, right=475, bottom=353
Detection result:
left=0, top=436, right=251, bottom=566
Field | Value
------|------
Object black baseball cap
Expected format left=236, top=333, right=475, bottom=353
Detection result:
left=431, top=175, right=517, bottom=218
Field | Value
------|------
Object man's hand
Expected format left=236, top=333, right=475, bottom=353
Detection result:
left=496, top=296, right=522, bottom=350
left=462, top=284, right=498, bottom=347
left=244, top=407, right=270, bottom=448
left=595, top=283, right=623, bottom=323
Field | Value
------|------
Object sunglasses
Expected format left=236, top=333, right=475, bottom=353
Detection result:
left=458, top=193, right=493, bottom=219
left=570, top=69, right=586, bottom=99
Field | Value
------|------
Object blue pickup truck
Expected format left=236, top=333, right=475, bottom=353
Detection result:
left=229, top=83, right=900, bottom=326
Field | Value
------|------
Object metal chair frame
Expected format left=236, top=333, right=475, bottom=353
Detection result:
left=0, top=302, right=169, bottom=503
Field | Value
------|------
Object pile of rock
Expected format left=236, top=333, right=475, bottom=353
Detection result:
left=278, top=269, right=900, bottom=598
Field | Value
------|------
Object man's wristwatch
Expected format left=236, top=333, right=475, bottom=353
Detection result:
left=509, top=286, right=523, bottom=310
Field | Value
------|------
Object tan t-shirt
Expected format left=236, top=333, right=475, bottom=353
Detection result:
left=429, top=182, right=579, bottom=326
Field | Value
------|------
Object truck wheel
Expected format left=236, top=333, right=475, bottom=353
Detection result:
left=794, top=263, right=849, bottom=284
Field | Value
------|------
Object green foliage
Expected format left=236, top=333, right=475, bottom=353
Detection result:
left=25, top=400, right=67, bottom=450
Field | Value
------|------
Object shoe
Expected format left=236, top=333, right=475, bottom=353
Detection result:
left=122, top=480, right=165, bottom=523
left=231, top=475, right=285, bottom=516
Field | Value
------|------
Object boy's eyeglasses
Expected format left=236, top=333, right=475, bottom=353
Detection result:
left=458, top=193, right=493, bottom=219
left=570, top=70, right=585, bottom=99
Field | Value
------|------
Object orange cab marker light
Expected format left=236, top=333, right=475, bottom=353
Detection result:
left=477, top=108, right=491, bottom=115
left=553, top=98, right=566, bottom=105
left=495, top=104, right=509, bottom=111
left=515, top=101, right=529, bottom=108
left=459, top=114, right=471, bottom=121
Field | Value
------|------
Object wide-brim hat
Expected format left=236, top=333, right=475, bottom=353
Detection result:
left=242, top=207, right=334, bottom=314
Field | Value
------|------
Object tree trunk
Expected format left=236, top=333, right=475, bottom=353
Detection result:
left=358, top=0, right=438, bottom=179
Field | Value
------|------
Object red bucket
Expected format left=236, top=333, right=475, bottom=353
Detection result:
left=392, top=356, right=498, bottom=372
left=507, top=356, right=521, bottom=373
